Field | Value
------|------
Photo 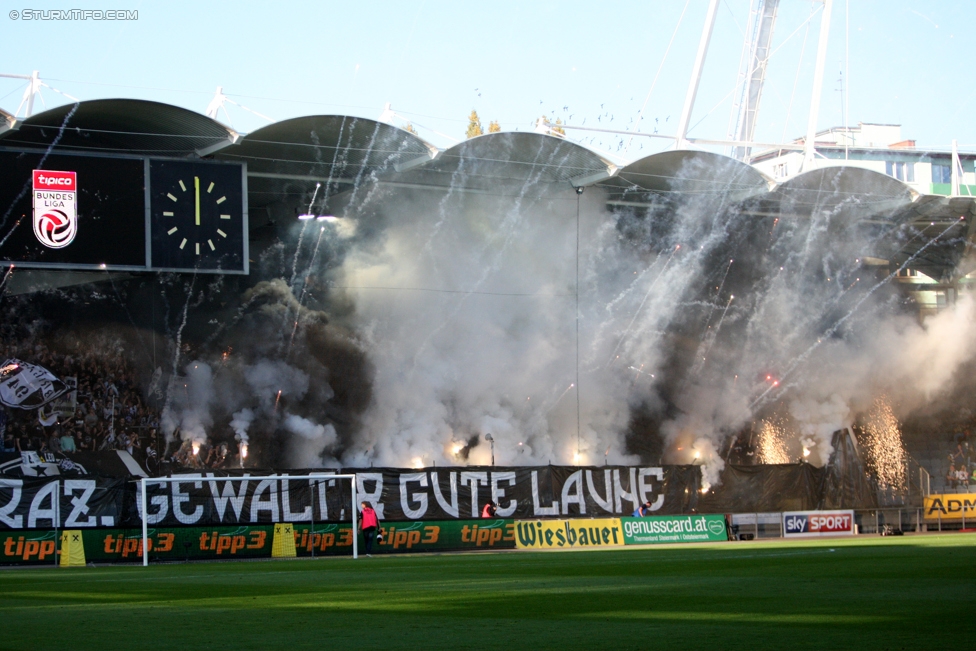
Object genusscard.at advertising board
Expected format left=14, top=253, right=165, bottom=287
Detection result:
left=620, top=514, right=728, bottom=544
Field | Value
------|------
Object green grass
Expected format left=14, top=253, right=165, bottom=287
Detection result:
left=2, top=534, right=974, bottom=651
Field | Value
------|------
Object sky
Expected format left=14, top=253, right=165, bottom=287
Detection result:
left=1, top=0, right=974, bottom=161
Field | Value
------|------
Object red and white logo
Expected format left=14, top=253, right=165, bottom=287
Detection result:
left=32, top=170, right=77, bottom=249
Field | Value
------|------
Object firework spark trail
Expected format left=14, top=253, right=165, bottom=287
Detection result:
left=698, top=259, right=734, bottom=341
left=700, top=294, right=734, bottom=361
left=288, top=183, right=320, bottom=289
left=605, top=244, right=681, bottom=367
left=691, top=294, right=735, bottom=378
left=170, top=275, right=196, bottom=375
left=298, top=225, right=327, bottom=306
left=750, top=218, right=963, bottom=410
left=0, top=264, right=15, bottom=296
left=286, top=225, right=328, bottom=359
left=408, top=162, right=553, bottom=374
left=628, top=365, right=655, bottom=379
left=0, top=102, right=80, bottom=242
left=279, top=184, right=320, bottom=352
left=160, top=272, right=198, bottom=435
left=542, top=383, right=576, bottom=417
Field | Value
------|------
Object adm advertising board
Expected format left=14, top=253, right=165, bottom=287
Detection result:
left=620, top=514, right=728, bottom=545
left=923, top=494, right=976, bottom=521
left=782, top=510, right=855, bottom=537
left=0, top=149, right=247, bottom=274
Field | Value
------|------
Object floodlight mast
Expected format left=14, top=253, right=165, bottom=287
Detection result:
left=139, top=474, right=360, bottom=567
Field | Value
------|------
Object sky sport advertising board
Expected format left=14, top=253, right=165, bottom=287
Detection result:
left=782, top=510, right=855, bottom=537
left=620, top=514, right=728, bottom=544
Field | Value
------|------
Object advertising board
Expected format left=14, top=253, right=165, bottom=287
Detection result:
left=923, top=494, right=976, bottom=521
left=621, top=514, right=728, bottom=544
left=782, top=510, right=855, bottom=537
left=0, top=519, right=517, bottom=565
left=514, top=518, right=622, bottom=549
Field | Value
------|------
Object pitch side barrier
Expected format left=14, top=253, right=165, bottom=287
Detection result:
left=8, top=509, right=928, bottom=565
left=0, top=519, right=522, bottom=565
left=140, top=474, right=359, bottom=565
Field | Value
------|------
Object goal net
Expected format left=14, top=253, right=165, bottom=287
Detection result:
left=138, top=473, right=360, bottom=566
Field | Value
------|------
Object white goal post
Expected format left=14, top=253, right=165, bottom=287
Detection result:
left=139, top=473, right=359, bottom=566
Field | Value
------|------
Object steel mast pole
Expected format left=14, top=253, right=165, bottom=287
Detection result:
left=675, top=0, right=720, bottom=149
left=802, top=0, right=834, bottom=171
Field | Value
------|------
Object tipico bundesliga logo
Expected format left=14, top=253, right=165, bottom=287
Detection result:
left=32, top=170, right=77, bottom=249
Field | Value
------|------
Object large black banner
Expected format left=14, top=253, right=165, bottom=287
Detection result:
left=0, top=462, right=875, bottom=530
left=0, top=465, right=704, bottom=530
left=136, top=466, right=704, bottom=528
left=0, top=476, right=128, bottom=530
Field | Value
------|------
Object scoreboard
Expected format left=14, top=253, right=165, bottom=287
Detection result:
left=0, top=149, right=248, bottom=274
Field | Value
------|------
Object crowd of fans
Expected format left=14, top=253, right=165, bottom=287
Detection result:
left=0, top=336, right=162, bottom=465
left=944, top=430, right=976, bottom=490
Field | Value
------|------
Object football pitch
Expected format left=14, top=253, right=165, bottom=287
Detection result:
left=2, top=534, right=973, bottom=651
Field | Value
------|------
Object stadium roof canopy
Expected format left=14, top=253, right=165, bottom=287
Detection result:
left=0, top=97, right=969, bottom=281
left=0, top=99, right=236, bottom=156
left=214, top=115, right=436, bottom=211
left=391, top=132, right=615, bottom=193
left=598, top=150, right=770, bottom=205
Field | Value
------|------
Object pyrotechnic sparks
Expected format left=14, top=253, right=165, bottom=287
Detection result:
left=756, top=418, right=791, bottom=464
left=859, top=397, right=907, bottom=490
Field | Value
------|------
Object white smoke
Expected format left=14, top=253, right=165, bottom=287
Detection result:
left=151, top=151, right=976, bottom=480
left=161, top=360, right=215, bottom=447
left=789, top=395, right=850, bottom=466
left=230, top=408, right=254, bottom=443
left=325, top=157, right=976, bottom=481
left=333, top=183, right=641, bottom=467
left=283, top=414, right=337, bottom=467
